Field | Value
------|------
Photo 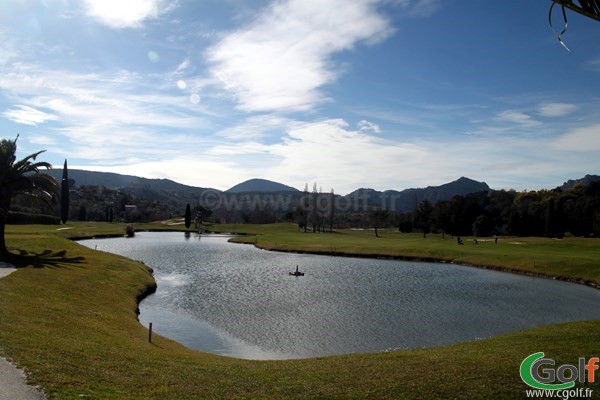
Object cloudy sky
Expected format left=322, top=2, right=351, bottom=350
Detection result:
left=1, top=0, right=599, bottom=194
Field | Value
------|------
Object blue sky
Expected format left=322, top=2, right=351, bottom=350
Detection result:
left=1, top=0, right=599, bottom=194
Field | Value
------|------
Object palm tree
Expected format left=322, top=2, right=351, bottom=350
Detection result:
left=0, top=136, right=58, bottom=253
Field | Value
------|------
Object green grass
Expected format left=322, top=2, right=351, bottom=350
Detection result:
left=0, top=221, right=598, bottom=399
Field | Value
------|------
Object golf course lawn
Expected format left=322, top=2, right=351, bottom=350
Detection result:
left=0, top=222, right=598, bottom=399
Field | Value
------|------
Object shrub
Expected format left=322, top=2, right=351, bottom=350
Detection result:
left=125, top=225, right=135, bottom=237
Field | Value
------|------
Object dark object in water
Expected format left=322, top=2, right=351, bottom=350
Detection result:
left=289, top=265, right=304, bottom=276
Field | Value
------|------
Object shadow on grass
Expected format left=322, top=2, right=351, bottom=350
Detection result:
left=5, top=249, right=86, bottom=269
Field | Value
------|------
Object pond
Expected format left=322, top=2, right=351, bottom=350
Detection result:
left=81, top=232, right=600, bottom=360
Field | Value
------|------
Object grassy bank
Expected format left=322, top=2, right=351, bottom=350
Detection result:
left=0, top=222, right=598, bottom=399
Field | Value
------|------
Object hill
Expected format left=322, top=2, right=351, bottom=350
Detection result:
left=44, top=170, right=492, bottom=219
left=42, top=169, right=213, bottom=223
left=345, top=177, right=490, bottom=212
left=560, top=174, right=600, bottom=190
left=46, top=169, right=203, bottom=193
left=226, top=178, right=299, bottom=193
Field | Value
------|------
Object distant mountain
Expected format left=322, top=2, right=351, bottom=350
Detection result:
left=560, top=174, right=600, bottom=190
left=345, top=177, right=490, bottom=212
left=47, top=170, right=490, bottom=214
left=45, top=168, right=214, bottom=217
left=46, top=169, right=204, bottom=193
left=226, top=178, right=299, bottom=193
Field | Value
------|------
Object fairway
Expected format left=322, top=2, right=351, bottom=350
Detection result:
left=0, top=222, right=598, bottom=399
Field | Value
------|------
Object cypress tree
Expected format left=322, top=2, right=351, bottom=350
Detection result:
left=60, top=159, right=69, bottom=224
left=184, top=203, right=191, bottom=229
left=329, top=188, right=335, bottom=232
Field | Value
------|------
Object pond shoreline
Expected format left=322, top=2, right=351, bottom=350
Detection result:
left=80, top=231, right=599, bottom=360
left=75, top=228, right=599, bottom=354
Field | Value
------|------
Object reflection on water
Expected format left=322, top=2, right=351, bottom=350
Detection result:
left=81, top=232, right=600, bottom=360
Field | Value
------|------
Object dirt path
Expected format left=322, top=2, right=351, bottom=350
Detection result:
left=0, top=262, right=17, bottom=279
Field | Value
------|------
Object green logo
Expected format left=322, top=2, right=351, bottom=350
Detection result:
left=520, top=352, right=600, bottom=390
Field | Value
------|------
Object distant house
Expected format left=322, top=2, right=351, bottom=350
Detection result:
left=124, top=205, right=137, bottom=213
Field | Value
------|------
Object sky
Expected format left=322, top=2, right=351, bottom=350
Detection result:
left=1, top=0, right=599, bottom=194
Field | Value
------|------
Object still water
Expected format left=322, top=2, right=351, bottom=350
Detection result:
left=81, top=232, right=600, bottom=360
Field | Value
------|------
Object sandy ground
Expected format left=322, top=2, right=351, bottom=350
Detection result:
left=0, top=262, right=47, bottom=400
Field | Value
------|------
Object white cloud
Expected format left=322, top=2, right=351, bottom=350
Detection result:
left=206, top=0, right=393, bottom=112
left=551, top=124, right=600, bottom=152
left=82, top=0, right=177, bottom=29
left=0, top=62, right=212, bottom=162
left=395, top=0, right=442, bottom=17
left=29, top=135, right=58, bottom=146
left=357, top=120, right=381, bottom=133
left=3, top=105, right=58, bottom=126
left=585, top=58, right=600, bottom=73
left=175, top=59, right=191, bottom=75
left=76, top=157, right=245, bottom=190
left=538, top=102, right=577, bottom=117
left=496, top=110, right=540, bottom=127
left=260, top=119, right=431, bottom=192
left=215, top=115, right=299, bottom=140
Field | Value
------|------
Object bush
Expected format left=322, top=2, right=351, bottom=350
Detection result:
left=125, top=225, right=135, bottom=237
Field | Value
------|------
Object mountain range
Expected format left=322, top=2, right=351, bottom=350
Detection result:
left=345, top=177, right=491, bottom=212
left=46, top=169, right=598, bottom=214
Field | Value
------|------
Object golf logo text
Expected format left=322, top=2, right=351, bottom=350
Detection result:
left=520, top=352, right=598, bottom=390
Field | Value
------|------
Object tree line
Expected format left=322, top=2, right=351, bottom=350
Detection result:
left=393, top=183, right=600, bottom=238
left=12, top=178, right=599, bottom=238
left=285, top=181, right=600, bottom=238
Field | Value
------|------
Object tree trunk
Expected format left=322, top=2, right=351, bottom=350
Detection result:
left=0, top=210, right=7, bottom=253
left=0, top=195, right=10, bottom=252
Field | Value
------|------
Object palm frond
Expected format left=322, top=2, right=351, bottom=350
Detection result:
left=13, top=150, right=50, bottom=173
left=552, top=0, right=600, bottom=22
left=550, top=0, right=600, bottom=52
left=0, top=137, right=59, bottom=209
left=0, top=139, right=18, bottom=169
